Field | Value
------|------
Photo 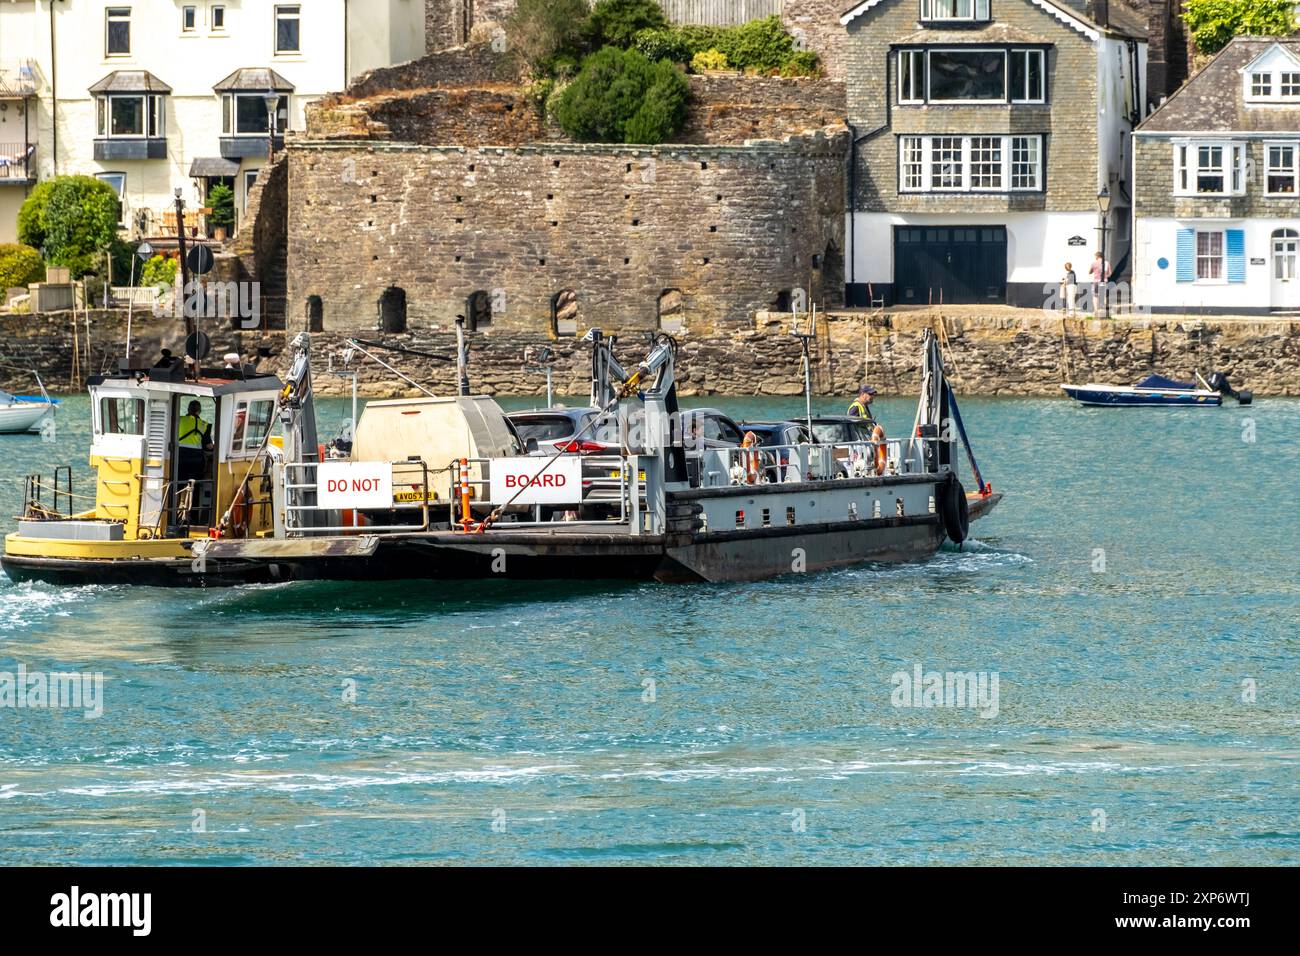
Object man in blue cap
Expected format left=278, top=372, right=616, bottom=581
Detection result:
left=848, top=384, right=878, bottom=424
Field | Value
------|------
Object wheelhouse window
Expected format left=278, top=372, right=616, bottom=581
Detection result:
left=899, top=135, right=1043, bottom=192
left=1174, top=142, right=1245, bottom=196
left=275, top=5, right=300, bottom=53
left=230, top=399, right=275, bottom=454
left=106, top=7, right=131, bottom=56
left=99, top=397, right=144, bottom=435
left=96, top=94, right=165, bottom=138
left=1266, top=142, right=1299, bottom=194
left=1196, top=231, right=1224, bottom=280
left=920, top=0, right=990, bottom=21
left=222, top=93, right=289, bottom=136
left=899, top=48, right=1048, bottom=104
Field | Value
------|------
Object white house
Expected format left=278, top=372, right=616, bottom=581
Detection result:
left=0, top=0, right=424, bottom=245
left=1133, top=36, right=1300, bottom=314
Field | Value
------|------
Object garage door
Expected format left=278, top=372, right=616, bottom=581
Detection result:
left=893, top=226, right=1007, bottom=305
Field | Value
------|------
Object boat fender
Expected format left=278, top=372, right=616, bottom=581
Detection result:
left=740, top=432, right=763, bottom=485
left=872, top=424, right=888, bottom=476
left=1237, top=389, right=1253, bottom=406
left=939, top=474, right=969, bottom=544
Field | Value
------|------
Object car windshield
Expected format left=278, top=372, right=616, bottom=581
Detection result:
left=511, top=414, right=585, bottom=443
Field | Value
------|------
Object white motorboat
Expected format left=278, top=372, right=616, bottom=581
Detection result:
left=0, top=371, right=58, bottom=434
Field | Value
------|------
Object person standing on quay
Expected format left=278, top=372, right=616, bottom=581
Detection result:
left=1089, top=251, right=1110, bottom=315
left=1061, top=263, right=1078, bottom=317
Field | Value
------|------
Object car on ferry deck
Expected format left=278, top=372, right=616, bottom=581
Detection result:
left=738, top=420, right=818, bottom=482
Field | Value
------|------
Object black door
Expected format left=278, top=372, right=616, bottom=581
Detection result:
left=893, top=225, right=1007, bottom=305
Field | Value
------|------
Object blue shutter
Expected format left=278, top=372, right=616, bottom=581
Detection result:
left=1175, top=228, right=1195, bottom=282
left=1226, top=229, right=1246, bottom=283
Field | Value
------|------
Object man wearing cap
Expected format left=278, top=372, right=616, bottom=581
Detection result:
left=848, top=385, right=878, bottom=424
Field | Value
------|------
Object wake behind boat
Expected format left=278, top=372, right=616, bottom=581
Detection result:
left=1061, top=371, right=1252, bottom=407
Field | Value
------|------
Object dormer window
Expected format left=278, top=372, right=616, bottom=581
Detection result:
left=921, top=0, right=991, bottom=22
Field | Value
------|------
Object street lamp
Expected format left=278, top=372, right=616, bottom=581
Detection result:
left=1096, top=186, right=1112, bottom=318
left=263, top=91, right=280, bottom=160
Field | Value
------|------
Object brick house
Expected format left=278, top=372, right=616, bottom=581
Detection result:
left=840, top=0, right=1148, bottom=307
left=1133, top=37, right=1300, bottom=314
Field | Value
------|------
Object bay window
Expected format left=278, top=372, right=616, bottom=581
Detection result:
left=900, top=135, right=1044, bottom=192
left=1266, top=142, right=1299, bottom=195
left=95, top=94, right=164, bottom=138
left=920, top=0, right=990, bottom=21
left=1173, top=141, right=1246, bottom=196
left=222, top=93, right=289, bottom=136
left=897, top=47, right=1048, bottom=104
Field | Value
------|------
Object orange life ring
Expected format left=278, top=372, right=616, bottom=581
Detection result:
left=230, top=483, right=250, bottom=537
left=872, top=424, right=888, bottom=475
left=740, top=431, right=763, bottom=484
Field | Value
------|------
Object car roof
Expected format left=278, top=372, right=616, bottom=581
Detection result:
left=508, top=407, right=595, bottom=421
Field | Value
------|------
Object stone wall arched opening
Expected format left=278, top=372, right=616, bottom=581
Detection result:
left=551, top=289, right=578, bottom=336
left=379, top=285, right=407, bottom=333
left=466, top=289, right=492, bottom=331
left=657, top=288, right=684, bottom=332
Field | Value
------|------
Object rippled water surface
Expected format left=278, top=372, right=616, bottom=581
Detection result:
left=0, top=394, right=1296, bottom=865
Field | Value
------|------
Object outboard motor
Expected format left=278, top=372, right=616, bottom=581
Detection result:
left=1207, top=371, right=1253, bottom=405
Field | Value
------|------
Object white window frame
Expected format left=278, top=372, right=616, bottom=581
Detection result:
left=96, top=93, right=165, bottom=139
left=210, top=3, right=226, bottom=31
left=1010, top=49, right=1046, bottom=104
left=1265, top=140, right=1300, bottom=196
left=898, top=50, right=925, bottom=104
left=1194, top=229, right=1226, bottom=284
left=899, top=134, right=1044, bottom=193
left=243, top=169, right=261, bottom=213
left=920, top=0, right=990, bottom=22
left=1244, top=68, right=1300, bottom=102
left=1173, top=140, right=1246, bottom=197
left=222, top=92, right=290, bottom=137
left=105, top=6, right=132, bottom=57
left=95, top=171, right=127, bottom=225
left=181, top=5, right=197, bottom=32
left=274, top=4, right=301, bottom=54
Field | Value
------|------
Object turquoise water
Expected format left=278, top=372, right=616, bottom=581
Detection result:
left=0, top=394, right=1296, bottom=865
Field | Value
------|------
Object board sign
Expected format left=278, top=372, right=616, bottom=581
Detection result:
left=1250, top=257, right=1266, bottom=266
left=488, top=458, right=583, bottom=505
left=318, top=461, right=393, bottom=509
left=1067, top=236, right=1087, bottom=246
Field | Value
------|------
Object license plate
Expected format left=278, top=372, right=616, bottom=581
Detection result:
left=393, top=489, right=437, bottom=503
left=608, top=470, right=647, bottom=481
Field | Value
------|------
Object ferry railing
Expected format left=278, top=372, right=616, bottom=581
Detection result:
left=281, top=460, right=432, bottom=534
left=701, top=439, right=909, bottom=487
left=447, top=454, right=652, bottom=532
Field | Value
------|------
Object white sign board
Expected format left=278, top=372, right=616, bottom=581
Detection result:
left=488, top=457, right=583, bottom=505
left=317, top=461, right=393, bottom=509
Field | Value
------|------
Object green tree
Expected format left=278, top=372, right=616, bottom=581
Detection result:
left=718, top=15, right=795, bottom=73
left=1183, top=0, right=1297, bottom=55
left=589, top=0, right=667, bottom=49
left=207, top=182, right=236, bottom=234
left=0, top=243, right=44, bottom=290
left=552, top=45, right=690, bottom=144
left=140, top=254, right=178, bottom=289
left=507, top=0, right=592, bottom=75
left=17, top=175, right=120, bottom=277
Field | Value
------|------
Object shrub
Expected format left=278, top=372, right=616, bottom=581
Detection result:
left=140, top=254, right=178, bottom=289
left=589, top=0, right=667, bottom=49
left=691, top=48, right=730, bottom=73
left=207, top=183, right=235, bottom=234
left=552, top=45, right=690, bottom=144
left=17, top=175, right=120, bottom=277
left=720, top=15, right=794, bottom=73
left=507, top=0, right=592, bottom=74
left=634, top=27, right=691, bottom=64
left=674, top=25, right=728, bottom=58
left=1183, top=0, right=1297, bottom=54
left=779, top=51, right=820, bottom=77
left=0, top=243, right=44, bottom=291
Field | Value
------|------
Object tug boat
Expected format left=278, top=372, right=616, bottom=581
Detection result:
left=3, top=330, right=1001, bottom=587
left=1061, top=371, right=1253, bottom=407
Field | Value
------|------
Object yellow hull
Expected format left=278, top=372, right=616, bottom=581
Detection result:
left=3, top=532, right=193, bottom=560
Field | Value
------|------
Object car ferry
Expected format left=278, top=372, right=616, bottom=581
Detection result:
left=3, top=330, right=1000, bottom=587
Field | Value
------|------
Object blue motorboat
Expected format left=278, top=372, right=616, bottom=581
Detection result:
left=1061, top=372, right=1252, bottom=407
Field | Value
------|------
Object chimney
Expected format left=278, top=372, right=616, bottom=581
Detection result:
left=1087, top=0, right=1110, bottom=27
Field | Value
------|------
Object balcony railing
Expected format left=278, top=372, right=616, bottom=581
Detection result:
left=0, top=59, right=39, bottom=97
left=0, top=143, right=35, bottom=183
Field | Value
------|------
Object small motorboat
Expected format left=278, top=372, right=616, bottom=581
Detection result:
left=0, top=370, right=59, bottom=434
left=1061, top=371, right=1252, bottom=407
